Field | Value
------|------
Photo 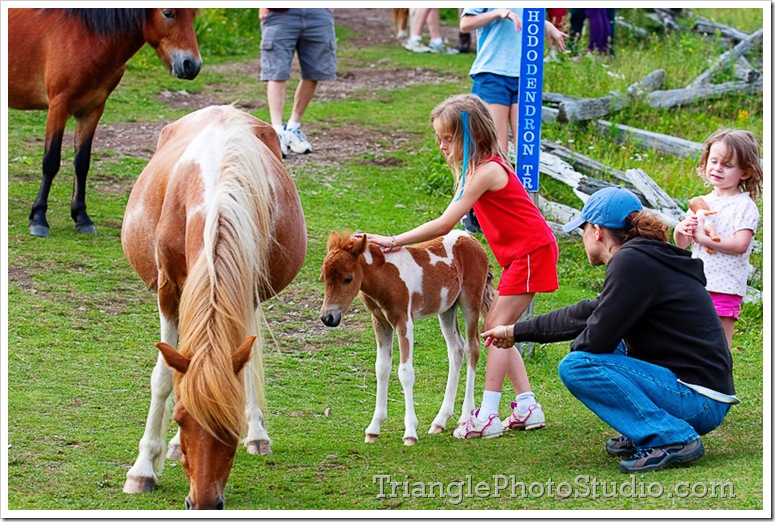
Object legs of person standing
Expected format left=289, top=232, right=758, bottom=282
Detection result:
left=584, top=8, right=611, bottom=55
left=260, top=8, right=336, bottom=155
left=568, top=8, right=587, bottom=57
left=558, top=351, right=731, bottom=472
left=606, top=8, right=616, bottom=56
left=404, top=8, right=458, bottom=54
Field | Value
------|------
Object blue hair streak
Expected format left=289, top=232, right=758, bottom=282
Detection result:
left=454, top=111, right=473, bottom=201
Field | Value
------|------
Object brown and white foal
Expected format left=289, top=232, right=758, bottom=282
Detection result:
left=320, top=230, right=493, bottom=445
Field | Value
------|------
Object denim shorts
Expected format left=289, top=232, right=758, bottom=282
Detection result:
left=260, top=8, right=337, bottom=81
left=471, top=72, right=520, bottom=106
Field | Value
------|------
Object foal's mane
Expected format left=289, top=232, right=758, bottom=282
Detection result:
left=176, top=108, right=276, bottom=442
left=55, top=9, right=148, bottom=37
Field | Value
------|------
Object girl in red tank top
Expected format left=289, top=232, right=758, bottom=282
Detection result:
left=362, top=94, right=559, bottom=439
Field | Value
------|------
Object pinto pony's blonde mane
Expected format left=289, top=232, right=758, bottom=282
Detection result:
left=176, top=108, right=275, bottom=443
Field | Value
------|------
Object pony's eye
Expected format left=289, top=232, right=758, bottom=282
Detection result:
left=162, top=10, right=175, bottom=19
left=344, top=275, right=353, bottom=285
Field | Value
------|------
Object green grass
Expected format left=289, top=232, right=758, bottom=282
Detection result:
left=5, top=7, right=766, bottom=513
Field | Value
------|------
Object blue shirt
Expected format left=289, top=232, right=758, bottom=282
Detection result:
left=463, top=8, right=524, bottom=78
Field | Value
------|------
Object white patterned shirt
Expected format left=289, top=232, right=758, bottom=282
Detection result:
left=688, top=192, right=759, bottom=296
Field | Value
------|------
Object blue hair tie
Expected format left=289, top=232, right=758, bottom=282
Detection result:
left=455, top=111, right=472, bottom=201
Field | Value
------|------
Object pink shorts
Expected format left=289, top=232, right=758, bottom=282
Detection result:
left=498, top=242, right=559, bottom=296
left=709, top=292, right=743, bottom=319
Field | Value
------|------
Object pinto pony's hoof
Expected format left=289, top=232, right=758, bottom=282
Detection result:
left=428, top=424, right=445, bottom=435
left=364, top=433, right=379, bottom=443
left=29, top=224, right=50, bottom=237
left=76, top=224, right=97, bottom=234
left=403, top=437, right=418, bottom=446
left=166, top=444, right=183, bottom=461
left=246, top=440, right=272, bottom=455
left=123, top=475, right=157, bottom=494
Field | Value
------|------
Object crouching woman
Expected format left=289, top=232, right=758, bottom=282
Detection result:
left=483, top=187, right=738, bottom=473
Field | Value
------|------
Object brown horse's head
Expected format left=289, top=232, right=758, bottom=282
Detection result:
left=156, top=336, right=255, bottom=510
left=144, top=8, right=202, bottom=80
left=320, top=231, right=368, bottom=327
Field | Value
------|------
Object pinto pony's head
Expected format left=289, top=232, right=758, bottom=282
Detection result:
left=319, top=231, right=368, bottom=327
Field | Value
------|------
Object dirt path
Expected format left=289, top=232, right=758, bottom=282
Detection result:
left=90, top=8, right=464, bottom=172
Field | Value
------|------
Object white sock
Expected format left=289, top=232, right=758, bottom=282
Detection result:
left=272, top=124, right=285, bottom=135
left=409, top=35, right=422, bottom=43
left=478, top=390, right=501, bottom=420
left=286, top=120, right=301, bottom=131
left=516, top=392, right=536, bottom=413
left=430, top=37, right=443, bottom=47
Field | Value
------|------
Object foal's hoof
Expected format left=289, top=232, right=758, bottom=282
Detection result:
left=403, top=437, right=418, bottom=446
left=246, top=440, right=272, bottom=455
left=364, top=433, right=379, bottom=443
left=29, top=224, right=50, bottom=237
left=76, top=224, right=97, bottom=234
left=123, top=475, right=157, bottom=494
left=428, top=424, right=445, bottom=435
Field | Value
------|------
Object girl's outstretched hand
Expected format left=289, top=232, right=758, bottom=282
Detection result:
left=358, top=233, right=398, bottom=253
left=481, top=324, right=515, bottom=349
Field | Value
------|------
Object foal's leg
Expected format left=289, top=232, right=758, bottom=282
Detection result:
left=396, top=320, right=419, bottom=446
left=429, top=307, right=465, bottom=434
left=365, top=316, right=393, bottom=443
left=458, top=300, right=481, bottom=427
left=124, top=312, right=177, bottom=493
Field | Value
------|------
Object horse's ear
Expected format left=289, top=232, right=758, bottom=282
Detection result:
left=232, top=336, right=256, bottom=375
left=156, top=342, right=190, bottom=374
left=353, top=234, right=368, bottom=256
left=326, top=230, right=339, bottom=252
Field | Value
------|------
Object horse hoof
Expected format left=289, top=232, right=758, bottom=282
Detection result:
left=364, top=433, right=379, bottom=443
left=76, top=224, right=97, bottom=234
left=123, top=475, right=156, bottom=494
left=403, top=437, right=418, bottom=446
left=428, top=424, right=444, bottom=435
left=246, top=440, right=271, bottom=455
left=29, top=224, right=50, bottom=237
left=166, top=444, right=182, bottom=461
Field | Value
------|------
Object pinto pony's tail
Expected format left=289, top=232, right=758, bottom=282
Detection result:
left=480, top=269, right=495, bottom=321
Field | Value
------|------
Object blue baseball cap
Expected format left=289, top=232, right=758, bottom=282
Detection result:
left=562, top=186, right=643, bottom=232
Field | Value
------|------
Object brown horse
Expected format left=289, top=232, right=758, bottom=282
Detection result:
left=320, top=230, right=493, bottom=445
left=121, top=105, right=306, bottom=509
left=8, top=8, right=202, bottom=237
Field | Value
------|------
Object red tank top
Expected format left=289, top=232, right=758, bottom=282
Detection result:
left=472, top=155, right=556, bottom=267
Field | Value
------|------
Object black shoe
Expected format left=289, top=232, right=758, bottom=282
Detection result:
left=458, top=31, right=472, bottom=53
left=619, top=439, right=705, bottom=473
left=606, top=434, right=635, bottom=457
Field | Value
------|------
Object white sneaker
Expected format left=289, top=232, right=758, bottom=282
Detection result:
left=453, top=409, right=503, bottom=439
left=404, top=39, right=431, bottom=53
left=502, top=402, right=545, bottom=431
left=277, top=129, right=290, bottom=158
left=428, top=40, right=459, bottom=55
left=286, top=127, right=312, bottom=154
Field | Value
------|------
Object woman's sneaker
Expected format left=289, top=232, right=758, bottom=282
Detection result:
left=606, top=434, right=636, bottom=457
left=404, top=39, right=431, bottom=53
left=502, top=402, right=545, bottom=431
left=453, top=409, right=503, bottom=439
left=428, top=40, right=459, bottom=55
left=618, top=439, right=705, bottom=473
left=286, top=127, right=312, bottom=154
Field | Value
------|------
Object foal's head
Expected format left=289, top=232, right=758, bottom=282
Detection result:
left=156, top=336, right=255, bottom=510
left=319, top=231, right=368, bottom=327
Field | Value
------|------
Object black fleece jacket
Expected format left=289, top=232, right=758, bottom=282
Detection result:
left=514, top=237, right=735, bottom=395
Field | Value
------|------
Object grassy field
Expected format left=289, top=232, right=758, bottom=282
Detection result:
left=4, top=7, right=767, bottom=513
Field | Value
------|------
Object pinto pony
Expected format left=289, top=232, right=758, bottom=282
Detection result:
left=121, top=106, right=306, bottom=510
left=320, top=230, right=493, bottom=445
left=8, top=8, right=202, bottom=237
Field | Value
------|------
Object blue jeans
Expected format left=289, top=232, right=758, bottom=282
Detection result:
left=558, top=351, right=732, bottom=449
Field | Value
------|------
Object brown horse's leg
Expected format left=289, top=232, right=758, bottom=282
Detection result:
left=29, top=108, right=68, bottom=237
left=71, top=105, right=105, bottom=234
